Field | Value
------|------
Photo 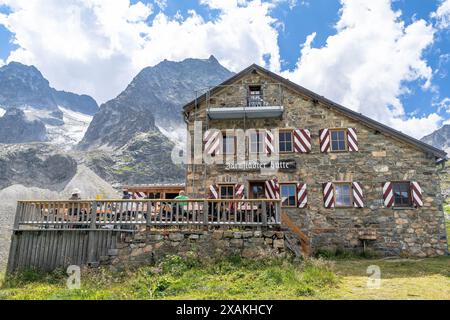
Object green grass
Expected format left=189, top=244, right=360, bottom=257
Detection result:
left=0, top=256, right=338, bottom=300
left=1, top=255, right=449, bottom=300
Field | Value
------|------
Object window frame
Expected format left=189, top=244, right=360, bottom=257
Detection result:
left=333, top=182, right=353, bottom=208
left=222, top=133, right=236, bottom=155
left=392, top=181, right=412, bottom=207
left=248, top=181, right=266, bottom=199
left=248, top=85, right=263, bottom=107
left=279, top=130, right=293, bottom=153
left=249, top=131, right=264, bottom=154
left=329, top=128, right=349, bottom=152
left=219, top=184, right=235, bottom=199
left=280, top=183, right=297, bottom=208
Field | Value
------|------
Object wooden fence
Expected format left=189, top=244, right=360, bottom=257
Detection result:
left=7, top=199, right=281, bottom=273
left=7, top=230, right=121, bottom=273
left=13, top=199, right=281, bottom=230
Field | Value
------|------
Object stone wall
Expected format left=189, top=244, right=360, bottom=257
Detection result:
left=104, top=229, right=288, bottom=267
left=184, top=69, right=449, bottom=258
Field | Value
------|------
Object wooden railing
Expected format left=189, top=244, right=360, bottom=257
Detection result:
left=13, top=199, right=281, bottom=231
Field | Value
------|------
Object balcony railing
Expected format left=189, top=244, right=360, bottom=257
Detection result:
left=13, top=199, right=282, bottom=231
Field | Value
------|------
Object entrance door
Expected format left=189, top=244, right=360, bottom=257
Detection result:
left=249, top=181, right=266, bottom=199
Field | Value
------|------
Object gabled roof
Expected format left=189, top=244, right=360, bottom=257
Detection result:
left=182, top=64, right=447, bottom=160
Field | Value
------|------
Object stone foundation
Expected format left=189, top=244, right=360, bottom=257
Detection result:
left=102, top=229, right=289, bottom=267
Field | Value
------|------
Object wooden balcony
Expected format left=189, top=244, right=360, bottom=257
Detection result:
left=13, top=199, right=282, bottom=231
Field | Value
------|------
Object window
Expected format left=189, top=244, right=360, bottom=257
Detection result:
left=330, top=129, right=347, bottom=151
left=249, top=131, right=264, bottom=154
left=393, top=182, right=411, bottom=207
left=248, top=85, right=263, bottom=107
left=249, top=182, right=266, bottom=199
left=220, top=185, right=235, bottom=199
left=279, top=131, right=293, bottom=152
left=334, top=183, right=352, bottom=207
left=148, top=192, right=161, bottom=199
left=223, top=135, right=235, bottom=155
left=281, top=184, right=296, bottom=207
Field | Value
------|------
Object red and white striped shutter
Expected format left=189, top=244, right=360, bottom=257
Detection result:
left=352, top=182, right=364, bottom=208
left=411, top=181, right=423, bottom=207
left=382, top=182, right=394, bottom=208
left=209, top=184, right=219, bottom=199
left=322, top=182, right=335, bottom=208
left=264, top=130, right=275, bottom=155
left=203, top=130, right=220, bottom=155
left=265, top=178, right=280, bottom=199
left=319, top=129, right=331, bottom=153
left=234, top=183, right=245, bottom=199
left=347, top=128, right=359, bottom=152
left=296, top=183, right=307, bottom=208
left=293, top=129, right=311, bottom=153
left=133, top=192, right=146, bottom=199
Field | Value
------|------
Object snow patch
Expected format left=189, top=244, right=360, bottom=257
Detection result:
left=20, top=106, right=93, bottom=149
left=46, top=106, right=93, bottom=148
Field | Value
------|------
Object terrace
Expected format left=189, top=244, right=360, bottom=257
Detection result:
left=13, top=198, right=282, bottom=232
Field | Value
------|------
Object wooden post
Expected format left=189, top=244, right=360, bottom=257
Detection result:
left=275, top=201, right=281, bottom=224
left=87, top=201, right=98, bottom=265
left=261, top=201, right=267, bottom=227
left=203, top=200, right=209, bottom=228
left=146, top=201, right=152, bottom=228
left=13, top=202, right=23, bottom=230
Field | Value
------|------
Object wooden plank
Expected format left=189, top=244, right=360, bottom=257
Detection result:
left=6, top=231, right=19, bottom=273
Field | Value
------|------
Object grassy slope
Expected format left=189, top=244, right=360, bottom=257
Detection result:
left=1, top=256, right=449, bottom=300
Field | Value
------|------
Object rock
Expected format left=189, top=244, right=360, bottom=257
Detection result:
left=147, top=234, right=164, bottom=241
left=169, top=233, right=184, bottom=242
left=230, top=239, right=244, bottom=248
left=253, top=231, right=262, bottom=237
left=107, top=249, right=119, bottom=256
left=263, top=231, right=275, bottom=238
left=273, top=239, right=285, bottom=249
left=212, top=230, right=223, bottom=240
left=233, top=232, right=242, bottom=239
left=242, top=231, right=253, bottom=238
left=223, top=231, right=234, bottom=238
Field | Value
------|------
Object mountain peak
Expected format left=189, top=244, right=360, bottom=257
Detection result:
left=208, top=55, right=218, bottom=63
left=80, top=56, right=234, bottom=150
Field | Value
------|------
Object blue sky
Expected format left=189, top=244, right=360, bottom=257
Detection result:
left=0, top=0, right=449, bottom=138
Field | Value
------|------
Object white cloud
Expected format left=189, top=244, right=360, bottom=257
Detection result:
left=435, top=97, right=450, bottom=113
left=432, top=0, right=450, bottom=29
left=0, top=0, right=281, bottom=103
left=154, top=0, right=168, bottom=11
left=0, top=58, right=4, bottom=67
left=283, top=0, right=442, bottom=138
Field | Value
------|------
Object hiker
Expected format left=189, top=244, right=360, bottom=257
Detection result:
left=69, top=188, right=81, bottom=201
left=68, top=188, right=81, bottom=221
left=122, top=191, right=132, bottom=199
left=173, top=190, right=189, bottom=221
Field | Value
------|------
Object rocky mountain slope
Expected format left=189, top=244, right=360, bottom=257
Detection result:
left=79, top=56, right=233, bottom=149
left=0, top=108, right=46, bottom=143
left=421, top=125, right=450, bottom=199
left=0, top=62, right=98, bottom=146
left=78, top=56, right=233, bottom=184
left=421, top=124, right=450, bottom=155
left=0, top=62, right=98, bottom=115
